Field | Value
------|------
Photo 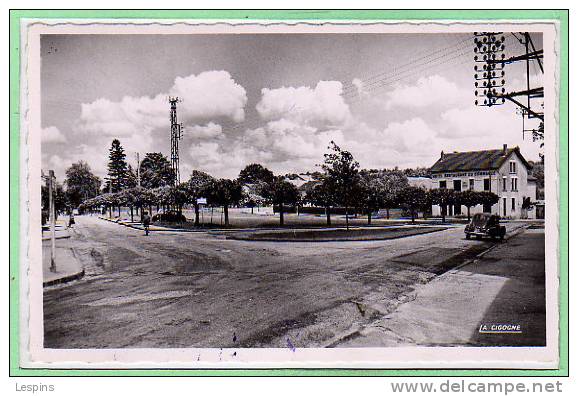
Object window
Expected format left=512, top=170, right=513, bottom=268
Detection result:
left=453, top=180, right=461, bottom=192
left=511, top=177, right=518, bottom=191
left=503, top=197, right=507, bottom=216
left=511, top=198, right=516, bottom=211
left=439, top=180, right=446, bottom=189
left=509, top=161, right=517, bottom=174
left=469, top=178, right=475, bottom=190
left=484, top=178, right=490, bottom=191
left=502, top=176, right=507, bottom=192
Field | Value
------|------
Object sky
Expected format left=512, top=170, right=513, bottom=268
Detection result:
left=40, top=33, right=544, bottom=181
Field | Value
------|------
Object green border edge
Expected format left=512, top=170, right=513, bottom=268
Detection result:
left=8, top=9, right=569, bottom=377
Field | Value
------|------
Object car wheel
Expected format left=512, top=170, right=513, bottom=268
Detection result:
left=465, top=234, right=470, bottom=240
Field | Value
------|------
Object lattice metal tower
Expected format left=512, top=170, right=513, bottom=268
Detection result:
left=169, top=97, right=183, bottom=186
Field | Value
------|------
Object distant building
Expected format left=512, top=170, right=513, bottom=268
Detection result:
left=429, top=144, right=538, bottom=219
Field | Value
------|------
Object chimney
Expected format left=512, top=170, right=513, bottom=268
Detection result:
left=502, top=144, right=508, bottom=155
left=440, top=150, right=444, bottom=159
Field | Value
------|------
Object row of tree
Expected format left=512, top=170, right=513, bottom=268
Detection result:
left=75, top=140, right=501, bottom=227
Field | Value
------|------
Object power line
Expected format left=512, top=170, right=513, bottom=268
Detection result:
left=346, top=53, right=473, bottom=106
left=340, top=35, right=474, bottom=94
left=343, top=34, right=520, bottom=104
left=343, top=46, right=474, bottom=103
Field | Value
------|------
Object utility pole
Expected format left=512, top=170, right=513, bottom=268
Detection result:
left=169, top=97, right=183, bottom=187
left=47, top=170, right=56, bottom=272
left=136, top=152, right=141, bottom=187
left=473, top=32, right=544, bottom=121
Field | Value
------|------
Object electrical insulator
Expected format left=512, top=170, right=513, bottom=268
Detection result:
left=473, top=32, right=506, bottom=107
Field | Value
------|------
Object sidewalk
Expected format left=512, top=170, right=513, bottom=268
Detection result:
left=43, top=243, right=85, bottom=287
left=336, top=226, right=545, bottom=347
left=41, top=221, right=71, bottom=240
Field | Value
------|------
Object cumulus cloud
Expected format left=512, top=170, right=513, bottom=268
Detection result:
left=382, top=117, right=439, bottom=152
left=438, top=105, right=541, bottom=160
left=182, top=80, right=354, bottom=178
left=188, top=119, right=345, bottom=178
left=383, top=75, right=470, bottom=110
left=351, top=78, right=365, bottom=95
left=41, top=126, right=67, bottom=143
left=188, top=122, right=224, bottom=140
left=189, top=142, right=222, bottom=167
left=256, top=81, right=351, bottom=128
left=170, top=71, right=247, bottom=123
left=77, top=70, right=247, bottom=154
left=68, top=70, right=248, bottom=178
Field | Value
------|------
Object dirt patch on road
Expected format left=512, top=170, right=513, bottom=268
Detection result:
left=226, top=226, right=448, bottom=242
left=391, top=244, right=494, bottom=275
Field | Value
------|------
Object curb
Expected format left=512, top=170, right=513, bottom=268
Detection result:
left=43, top=248, right=85, bottom=288
left=42, top=235, right=71, bottom=241
left=98, top=216, right=194, bottom=233
left=43, top=269, right=85, bottom=287
left=97, top=215, right=462, bottom=235
left=224, top=227, right=448, bottom=243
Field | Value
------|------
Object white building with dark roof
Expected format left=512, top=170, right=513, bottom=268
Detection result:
left=429, top=144, right=538, bottom=219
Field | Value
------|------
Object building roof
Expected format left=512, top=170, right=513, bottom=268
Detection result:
left=430, top=147, right=531, bottom=173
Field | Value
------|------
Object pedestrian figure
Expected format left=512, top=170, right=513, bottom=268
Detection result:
left=68, top=211, right=75, bottom=227
left=142, top=210, right=151, bottom=236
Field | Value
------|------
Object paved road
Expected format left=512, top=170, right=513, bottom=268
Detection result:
left=337, top=226, right=546, bottom=347
left=43, top=215, right=530, bottom=349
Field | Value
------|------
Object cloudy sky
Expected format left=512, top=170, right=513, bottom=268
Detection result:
left=41, top=33, right=543, bottom=180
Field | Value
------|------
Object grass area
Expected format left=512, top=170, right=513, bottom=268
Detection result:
left=225, top=226, right=448, bottom=242
left=107, top=208, right=469, bottom=230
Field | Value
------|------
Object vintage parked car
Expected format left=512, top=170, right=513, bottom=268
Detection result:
left=465, top=213, right=506, bottom=241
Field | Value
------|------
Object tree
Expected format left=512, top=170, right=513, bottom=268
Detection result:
left=478, top=191, right=500, bottom=214
left=139, top=152, right=175, bottom=189
left=204, top=178, right=243, bottom=227
left=398, top=186, right=429, bottom=224
left=378, top=169, right=409, bottom=219
left=304, top=178, right=336, bottom=226
left=402, top=167, right=431, bottom=178
left=64, top=161, right=101, bottom=208
left=238, top=164, right=273, bottom=215
left=185, top=170, right=215, bottom=226
left=529, top=159, right=544, bottom=200
left=455, top=190, right=483, bottom=221
left=429, top=188, right=457, bottom=223
left=41, top=181, right=68, bottom=222
left=260, top=176, right=300, bottom=226
left=322, top=141, right=360, bottom=230
left=241, top=186, right=267, bottom=214
left=358, top=170, right=385, bottom=225
left=107, top=139, right=128, bottom=193
left=238, top=163, right=274, bottom=185
left=125, top=187, right=157, bottom=219
left=169, top=184, right=189, bottom=217
left=125, top=164, right=138, bottom=189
